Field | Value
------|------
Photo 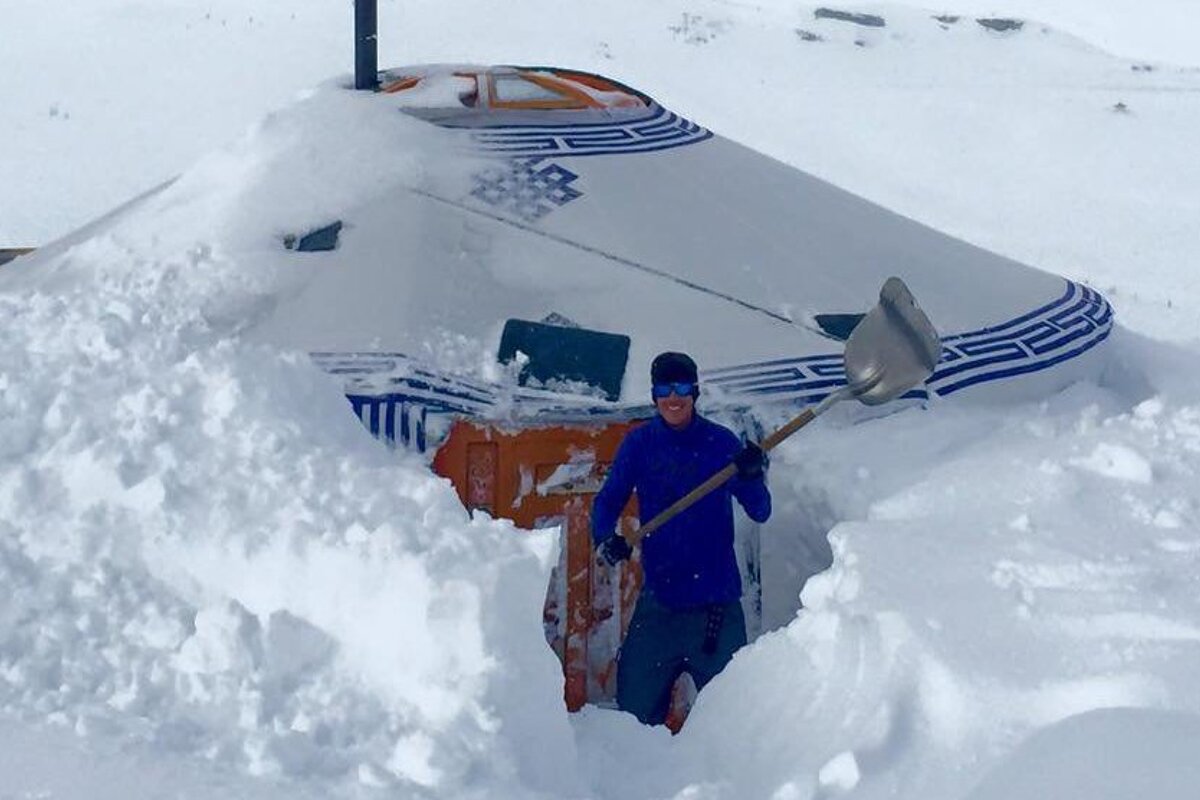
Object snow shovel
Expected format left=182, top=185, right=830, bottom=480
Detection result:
left=627, top=276, right=941, bottom=547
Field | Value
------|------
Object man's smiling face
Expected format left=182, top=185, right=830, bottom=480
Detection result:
left=655, top=390, right=695, bottom=430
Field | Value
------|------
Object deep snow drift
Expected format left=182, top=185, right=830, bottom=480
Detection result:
left=3, top=2, right=1200, bottom=799
left=0, top=92, right=582, bottom=796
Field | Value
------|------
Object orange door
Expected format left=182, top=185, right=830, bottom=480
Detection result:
left=432, top=419, right=643, bottom=711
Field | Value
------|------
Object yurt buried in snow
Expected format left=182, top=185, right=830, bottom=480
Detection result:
left=2, top=62, right=1117, bottom=727
left=246, top=64, right=1113, bottom=433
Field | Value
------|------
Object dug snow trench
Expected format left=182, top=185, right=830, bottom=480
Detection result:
left=4, top=85, right=1200, bottom=800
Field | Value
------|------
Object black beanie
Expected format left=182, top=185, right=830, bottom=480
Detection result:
left=651, top=351, right=699, bottom=395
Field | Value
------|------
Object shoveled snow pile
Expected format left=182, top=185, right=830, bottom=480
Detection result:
left=687, top=351, right=1200, bottom=798
left=0, top=88, right=579, bottom=797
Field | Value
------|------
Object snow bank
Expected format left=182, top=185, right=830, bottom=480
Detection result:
left=0, top=87, right=579, bottom=797
left=644, top=335, right=1200, bottom=799
left=964, top=707, right=1200, bottom=800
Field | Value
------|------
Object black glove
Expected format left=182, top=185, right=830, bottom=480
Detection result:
left=598, top=534, right=633, bottom=566
left=734, top=442, right=767, bottom=481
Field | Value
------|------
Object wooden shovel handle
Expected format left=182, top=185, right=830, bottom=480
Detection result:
left=627, top=462, right=737, bottom=546
left=627, top=408, right=818, bottom=546
left=761, top=407, right=816, bottom=453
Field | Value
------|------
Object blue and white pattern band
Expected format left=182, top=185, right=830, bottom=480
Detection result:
left=315, top=280, right=1114, bottom=451
left=703, top=281, right=1113, bottom=402
left=441, top=106, right=713, bottom=158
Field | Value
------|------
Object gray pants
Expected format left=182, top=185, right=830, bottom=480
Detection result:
left=616, top=592, right=747, bottom=725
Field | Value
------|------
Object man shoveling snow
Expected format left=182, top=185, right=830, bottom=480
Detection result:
left=591, top=351, right=771, bottom=725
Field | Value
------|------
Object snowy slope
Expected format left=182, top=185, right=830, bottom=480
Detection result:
left=3, top=2, right=1200, bottom=799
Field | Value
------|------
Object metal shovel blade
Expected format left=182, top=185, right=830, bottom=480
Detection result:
left=843, top=277, right=942, bottom=406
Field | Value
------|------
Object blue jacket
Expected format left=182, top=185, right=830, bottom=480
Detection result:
left=591, top=414, right=771, bottom=609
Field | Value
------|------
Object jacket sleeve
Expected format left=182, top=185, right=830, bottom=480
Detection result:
left=729, top=440, right=772, bottom=523
left=591, top=434, right=639, bottom=546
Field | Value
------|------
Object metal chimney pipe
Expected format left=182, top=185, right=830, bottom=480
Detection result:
left=355, top=0, right=379, bottom=90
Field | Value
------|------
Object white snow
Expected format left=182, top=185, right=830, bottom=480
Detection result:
left=964, top=707, right=1200, bottom=800
left=1070, top=441, right=1154, bottom=483
left=3, top=1, right=1200, bottom=799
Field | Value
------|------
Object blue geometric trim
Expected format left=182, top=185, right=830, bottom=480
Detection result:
left=930, top=282, right=1112, bottom=396
left=311, top=352, right=647, bottom=452
left=349, top=394, right=430, bottom=451
left=702, top=281, right=1114, bottom=403
left=470, top=157, right=584, bottom=222
left=313, top=281, right=1114, bottom=451
left=312, top=352, right=499, bottom=416
left=443, top=106, right=713, bottom=158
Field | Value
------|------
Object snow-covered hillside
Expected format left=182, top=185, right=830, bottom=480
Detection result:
left=2, top=2, right=1199, bottom=799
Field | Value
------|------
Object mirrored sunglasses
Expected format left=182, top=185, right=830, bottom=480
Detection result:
left=652, top=382, right=695, bottom=399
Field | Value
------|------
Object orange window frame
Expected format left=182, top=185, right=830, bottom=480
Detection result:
left=380, top=76, right=420, bottom=94
left=487, top=72, right=602, bottom=110
left=548, top=70, right=642, bottom=98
